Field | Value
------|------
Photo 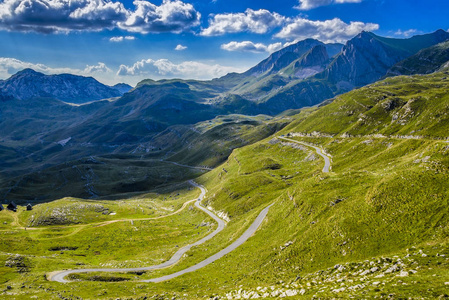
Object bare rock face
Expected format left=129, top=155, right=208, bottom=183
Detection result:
left=325, top=32, right=410, bottom=88
left=245, top=39, right=325, bottom=76
left=297, top=45, right=329, bottom=68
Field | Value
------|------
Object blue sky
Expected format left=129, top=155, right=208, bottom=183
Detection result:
left=0, top=0, right=447, bottom=85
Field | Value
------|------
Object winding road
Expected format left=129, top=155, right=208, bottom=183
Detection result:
left=279, top=136, right=331, bottom=173
left=144, top=203, right=272, bottom=283
left=49, top=181, right=272, bottom=283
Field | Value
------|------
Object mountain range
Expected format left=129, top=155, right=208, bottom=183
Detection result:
left=0, top=68, right=132, bottom=104
left=1, top=29, right=449, bottom=202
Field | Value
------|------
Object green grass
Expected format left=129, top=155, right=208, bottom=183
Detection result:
left=0, top=72, right=448, bottom=299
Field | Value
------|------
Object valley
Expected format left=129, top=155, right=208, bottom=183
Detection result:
left=0, top=28, right=449, bottom=299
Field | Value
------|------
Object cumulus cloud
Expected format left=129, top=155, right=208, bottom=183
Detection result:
left=296, top=0, right=363, bottom=10
left=221, top=41, right=283, bottom=53
left=200, top=8, right=286, bottom=36
left=117, top=58, right=243, bottom=80
left=118, top=0, right=200, bottom=34
left=83, top=62, right=112, bottom=74
left=0, top=0, right=128, bottom=33
left=0, top=0, right=200, bottom=34
left=275, top=17, right=379, bottom=43
left=175, top=44, right=187, bottom=51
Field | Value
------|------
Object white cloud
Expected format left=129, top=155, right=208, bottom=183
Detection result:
left=110, top=36, right=124, bottom=42
left=83, top=62, right=112, bottom=74
left=175, top=44, right=188, bottom=51
left=275, top=17, right=379, bottom=43
left=117, top=59, right=244, bottom=80
left=110, top=36, right=136, bottom=42
left=221, top=41, right=283, bottom=53
left=394, top=29, right=419, bottom=38
left=0, top=0, right=200, bottom=34
left=0, top=0, right=128, bottom=33
left=119, top=0, right=200, bottom=34
left=296, top=0, right=363, bottom=10
left=200, top=8, right=286, bottom=36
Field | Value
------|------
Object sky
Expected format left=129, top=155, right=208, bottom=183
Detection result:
left=0, top=0, right=448, bottom=86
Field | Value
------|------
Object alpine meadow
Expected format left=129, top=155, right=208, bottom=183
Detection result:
left=0, top=0, right=448, bottom=299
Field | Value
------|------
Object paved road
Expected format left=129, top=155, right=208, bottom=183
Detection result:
left=143, top=203, right=273, bottom=282
left=279, top=136, right=331, bottom=173
left=49, top=181, right=272, bottom=283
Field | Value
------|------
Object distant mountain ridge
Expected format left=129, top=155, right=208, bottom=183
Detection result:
left=0, top=69, right=132, bottom=104
left=206, top=29, right=449, bottom=115
left=386, top=40, right=449, bottom=76
left=323, top=29, right=449, bottom=88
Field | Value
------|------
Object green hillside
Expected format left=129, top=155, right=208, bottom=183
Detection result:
left=387, top=41, right=449, bottom=76
left=193, top=71, right=449, bottom=297
left=1, top=72, right=448, bottom=299
left=0, top=114, right=288, bottom=203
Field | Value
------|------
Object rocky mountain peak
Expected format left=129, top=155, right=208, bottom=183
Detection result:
left=297, top=45, right=329, bottom=68
left=14, top=68, right=40, bottom=76
left=325, top=30, right=449, bottom=89
left=244, top=38, right=324, bottom=76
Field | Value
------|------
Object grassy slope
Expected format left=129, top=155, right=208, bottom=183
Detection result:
left=387, top=41, right=449, bottom=76
left=1, top=72, right=448, bottom=299
left=188, top=71, right=449, bottom=298
left=0, top=114, right=288, bottom=203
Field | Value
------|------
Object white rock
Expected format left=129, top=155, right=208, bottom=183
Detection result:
left=385, top=264, right=400, bottom=273
left=360, top=270, right=371, bottom=276
left=397, top=271, right=409, bottom=277
left=271, top=290, right=280, bottom=297
left=337, top=265, right=346, bottom=272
